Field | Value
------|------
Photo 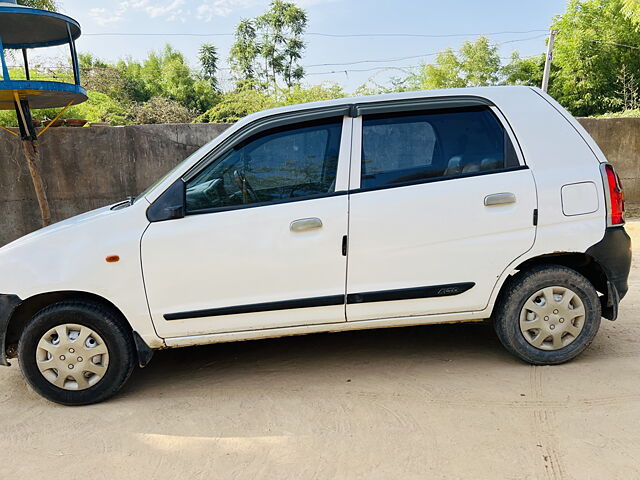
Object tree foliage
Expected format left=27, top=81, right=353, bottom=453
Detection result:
left=405, top=37, right=502, bottom=90
left=17, top=0, right=58, bottom=11
left=229, top=0, right=307, bottom=90
left=549, top=0, right=640, bottom=116
left=502, top=52, right=545, bottom=87
left=7, top=0, right=640, bottom=128
left=197, top=83, right=345, bottom=123
left=622, top=0, right=640, bottom=24
left=199, top=43, right=220, bottom=91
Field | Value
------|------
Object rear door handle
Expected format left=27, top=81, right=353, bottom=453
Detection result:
left=290, top=217, right=323, bottom=232
left=484, top=192, right=516, bottom=206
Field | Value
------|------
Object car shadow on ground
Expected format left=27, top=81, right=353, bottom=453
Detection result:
left=122, top=321, right=518, bottom=399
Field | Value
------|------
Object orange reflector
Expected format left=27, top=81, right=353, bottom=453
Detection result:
left=106, top=255, right=120, bottom=263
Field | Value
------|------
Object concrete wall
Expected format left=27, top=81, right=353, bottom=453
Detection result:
left=0, top=124, right=230, bottom=246
left=0, top=118, right=637, bottom=246
left=577, top=118, right=640, bottom=202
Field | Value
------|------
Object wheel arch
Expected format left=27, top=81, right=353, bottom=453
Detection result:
left=6, top=291, right=135, bottom=358
left=493, top=252, right=614, bottom=319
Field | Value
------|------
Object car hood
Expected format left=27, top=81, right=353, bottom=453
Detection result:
left=0, top=204, right=117, bottom=254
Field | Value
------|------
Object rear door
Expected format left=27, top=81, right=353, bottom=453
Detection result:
left=346, top=104, right=537, bottom=321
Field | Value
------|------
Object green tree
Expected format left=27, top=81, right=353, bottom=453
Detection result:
left=229, top=19, right=259, bottom=87
left=406, top=37, right=502, bottom=89
left=17, top=0, right=58, bottom=10
left=199, top=43, right=220, bottom=91
left=116, top=45, right=218, bottom=113
left=197, top=83, right=345, bottom=123
left=622, top=0, right=640, bottom=24
left=550, top=0, right=640, bottom=115
left=503, top=52, right=545, bottom=87
left=229, top=0, right=307, bottom=90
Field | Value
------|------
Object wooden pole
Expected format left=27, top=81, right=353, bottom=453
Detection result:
left=21, top=139, right=51, bottom=227
left=13, top=93, right=51, bottom=227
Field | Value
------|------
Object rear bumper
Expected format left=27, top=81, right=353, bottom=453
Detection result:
left=586, top=226, right=632, bottom=299
left=586, top=226, right=632, bottom=319
left=0, top=294, right=22, bottom=366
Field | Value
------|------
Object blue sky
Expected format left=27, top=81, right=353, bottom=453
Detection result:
left=59, top=0, right=568, bottom=91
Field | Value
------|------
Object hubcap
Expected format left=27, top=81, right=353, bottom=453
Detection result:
left=36, top=324, right=109, bottom=391
left=519, top=286, right=586, bottom=351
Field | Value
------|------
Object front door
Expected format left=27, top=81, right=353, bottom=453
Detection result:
left=142, top=117, right=351, bottom=338
left=346, top=105, right=537, bottom=322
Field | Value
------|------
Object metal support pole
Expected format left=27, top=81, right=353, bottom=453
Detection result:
left=0, top=35, right=9, bottom=80
left=22, top=49, right=30, bottom=80
left=67, top=23, right=80, bottom=85
left=541, top=30, right=557, bottom=93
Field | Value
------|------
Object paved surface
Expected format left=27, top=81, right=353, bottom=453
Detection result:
left=1, top=224, right=640, bottom=480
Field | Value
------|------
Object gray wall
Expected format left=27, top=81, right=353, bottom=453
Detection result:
left=0, top=124, right=229, bottom=246
left=577, top=118, right=640, bottom=201
left=0, top=118, right=637, bottom=246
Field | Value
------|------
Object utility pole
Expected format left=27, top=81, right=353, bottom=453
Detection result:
left=541, top=30, right=558, bottom=93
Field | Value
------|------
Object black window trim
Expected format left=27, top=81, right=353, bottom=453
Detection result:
left=184, top=117, right=346, bottom=216
left=147, top=95, right=524, bottom=221
left=355, top=104, right=527, bottom=194
left=351, top=164, right=530, bottom=196
left=182, top=106, right=351, bottom=183
left=186, top=189, right=349, bottom=216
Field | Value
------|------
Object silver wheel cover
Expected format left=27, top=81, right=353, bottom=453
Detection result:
left=519, top=286, right=586, bottom=351
left=36, top=324, right=109, bottom=391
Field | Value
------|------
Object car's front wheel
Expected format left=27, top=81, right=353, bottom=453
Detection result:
left=18, top=301, right=136, bottom=405
left=494, top=265, right=602, bottom=365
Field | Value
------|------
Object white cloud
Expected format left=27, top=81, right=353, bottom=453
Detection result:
left=89, top=0, right=339, bottom=26
left=145, top=0, right=186, bottom=19
left=195, top=0, right=339, bottom=21
left=196, top=0, right=260, bottom=21
left=89, top=4, right=129, bottom=26
left=90, top=0, right=187, bottom=25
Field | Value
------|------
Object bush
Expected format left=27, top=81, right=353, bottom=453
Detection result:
left=132, top=97, right=198, bottom=124
left=196, top=83, right=346, bottom=123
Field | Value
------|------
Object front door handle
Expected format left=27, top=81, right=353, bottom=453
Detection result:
left=290, top=217, right=323, bottom=232
left=484, top=192, right=516, bottom=206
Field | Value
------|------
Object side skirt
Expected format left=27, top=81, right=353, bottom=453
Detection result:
left=163, top=310, right=489, bottom=349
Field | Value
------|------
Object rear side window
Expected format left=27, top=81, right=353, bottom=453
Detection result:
left=361, top=107, right=520, bottom=189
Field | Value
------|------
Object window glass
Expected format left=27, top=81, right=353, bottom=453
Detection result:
left=361, top=107, right=520, bottom=189
left=186, top=119, right=342, bottom=212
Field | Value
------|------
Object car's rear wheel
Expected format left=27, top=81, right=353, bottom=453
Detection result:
left=18, top=301, right=136, bottom=405
left=494, top=265, right=601, bottom=365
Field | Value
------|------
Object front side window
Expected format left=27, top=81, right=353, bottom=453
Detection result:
left=186, top=119, right=342, bottom=212
left=361, top=107, right=520, bottom=189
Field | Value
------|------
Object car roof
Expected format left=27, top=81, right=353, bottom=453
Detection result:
left=240, top=85, right=538, bottom=124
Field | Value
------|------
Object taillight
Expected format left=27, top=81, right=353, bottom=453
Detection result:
left=604, top=164, right=625, bottom=225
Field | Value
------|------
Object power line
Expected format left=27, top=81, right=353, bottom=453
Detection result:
left=83, top=29, right=548, bottom=39
left=304, top=35, right=547, bottom=69
left=3, top=32, right=554, bottom=79
left=583, top=38, right=640, bottom=50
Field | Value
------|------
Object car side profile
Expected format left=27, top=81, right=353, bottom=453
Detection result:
left=0, top=86, right=631, bottom=405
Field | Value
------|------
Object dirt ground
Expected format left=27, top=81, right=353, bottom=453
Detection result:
left=1, top=225, right=640, bottom=480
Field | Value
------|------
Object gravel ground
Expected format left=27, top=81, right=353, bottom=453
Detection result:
left=1, top=223, right=639, bottom=480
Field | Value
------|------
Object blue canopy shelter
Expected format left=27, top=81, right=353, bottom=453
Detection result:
left=0, top=0, right=87, bottom=226
left=0, top=0, right=86, bottom=137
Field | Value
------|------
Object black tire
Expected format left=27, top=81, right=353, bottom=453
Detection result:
left=493, top=265, right=601, bottom=365
left=18, top=301, right=136, bottom=406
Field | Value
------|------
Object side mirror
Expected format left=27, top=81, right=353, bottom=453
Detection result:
left=146, top=179, right=186, bottom=222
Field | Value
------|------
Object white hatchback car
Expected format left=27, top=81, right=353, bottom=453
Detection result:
left=0, top=86, right=631, bottom=405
